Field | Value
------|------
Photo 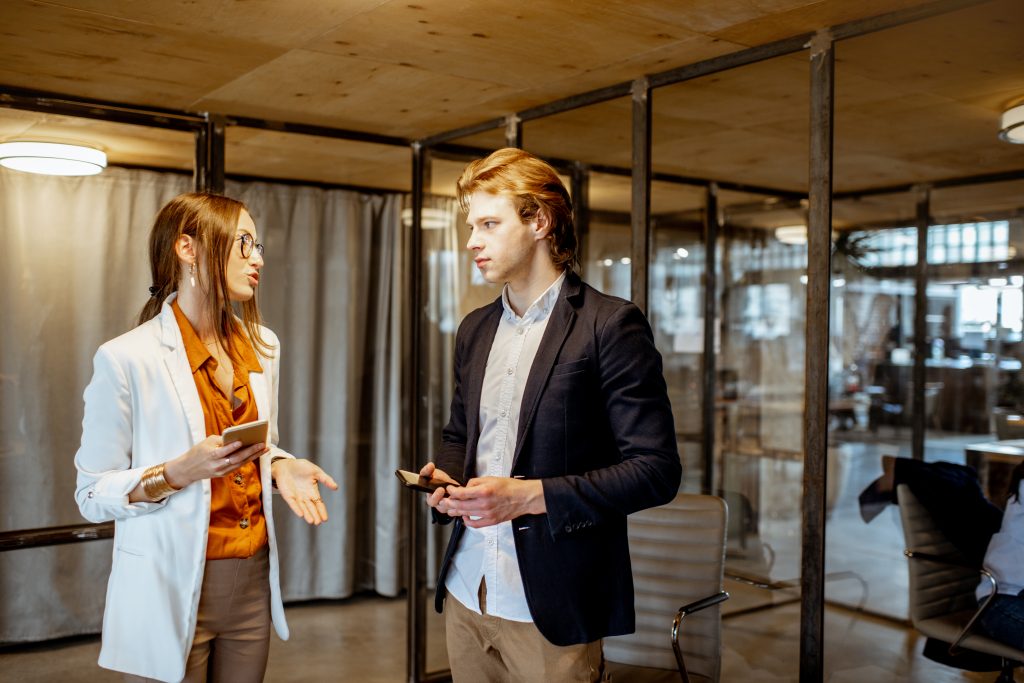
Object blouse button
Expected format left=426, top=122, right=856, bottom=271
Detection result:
left=239, top=518, right=250, bottom=529
left=233, top=474, right=244, bottom=486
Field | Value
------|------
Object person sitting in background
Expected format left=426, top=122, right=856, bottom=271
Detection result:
left=976, top=462, right=1024, bottom=650
left=858, top=455, right=1002, bottom=565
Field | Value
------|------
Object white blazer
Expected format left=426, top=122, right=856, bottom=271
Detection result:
left=74, top=294, right=291, bottom=683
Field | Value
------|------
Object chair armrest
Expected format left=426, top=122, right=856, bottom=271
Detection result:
left=672, top=591, right=730, bottom=683
left=678, top=591, right=731, bottom=617
left=950, top=569, right=999, bottom=655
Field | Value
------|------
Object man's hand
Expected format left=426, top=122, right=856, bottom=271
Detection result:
left=443, top=476, right=546, bottom=528
left=420, top=462, right=461, bottom=512
left=272, top=458, right=339, bottom=526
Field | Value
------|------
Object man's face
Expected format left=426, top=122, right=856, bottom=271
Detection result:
left=465, top=190, right=542, bottom=285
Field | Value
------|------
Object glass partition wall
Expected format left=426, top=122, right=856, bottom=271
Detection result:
left=930, top=180, right=1024, bottom=509
left=824, top=194, right=919, bottom=622
left=821, top=2, right=1024, bottom=677
left=650, top=53, right=811, bottom=679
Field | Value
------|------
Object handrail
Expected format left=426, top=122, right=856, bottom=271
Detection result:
left=0, top=522, right=113, bottom=552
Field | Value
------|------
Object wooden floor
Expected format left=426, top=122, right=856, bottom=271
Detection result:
left=0, top=592, right=1002, bottom=682
left=0, top=429, right=1012, bottom=681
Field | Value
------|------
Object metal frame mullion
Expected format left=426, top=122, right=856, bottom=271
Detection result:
left=505, top=114, right=523, bottom=148
left=571, top=162, right=591, bottom=269
left=630, top=77, right=652, bottom=315
left=702, top=183, right=720, bottom=495
left=912, top=186, right=931, bottom=460
left=194, top=122, right=210, bottom=192
left=800, top=29, right=834, bottom=683
left=406, top=141, right=428, bottom=683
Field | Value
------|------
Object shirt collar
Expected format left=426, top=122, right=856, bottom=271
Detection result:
left=500, top=271, right=566, bottom=324
left=173, top=300, right=212, bottom=373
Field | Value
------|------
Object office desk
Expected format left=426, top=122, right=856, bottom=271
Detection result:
left=964, top=439, right=1024, bottom=507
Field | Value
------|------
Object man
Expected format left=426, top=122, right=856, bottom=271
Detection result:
left=420, top=148, right=681, bottom=682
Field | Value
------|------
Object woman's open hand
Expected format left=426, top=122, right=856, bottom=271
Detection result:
left=272, top=458, right=339, bottom=525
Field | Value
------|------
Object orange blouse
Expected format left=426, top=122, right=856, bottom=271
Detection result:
left=173, top=300, right=268, bottom=560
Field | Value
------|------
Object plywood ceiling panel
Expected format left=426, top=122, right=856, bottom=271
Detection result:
left=195, top=49, right=517, bottom=137
left=522, top=98, right=633, bottom=169
left=932, top=180, right=1024, bottom=221
left=836, top=0, right=1024, bottom=105
left=39, top=0, right=391, bottom=48
left=305, top=1, right=707, bottom=89
left=226, top=127, right=410, bottom=190
left=586, top=173, right=712, bottom=215
left=711, top=0, right=951, bottom=45
left=0, top=0, right=286, bottom=109
left=833, top=193, right=918, bottom=229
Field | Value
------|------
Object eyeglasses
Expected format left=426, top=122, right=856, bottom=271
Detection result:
left=237, top=233, right=265, bottom=259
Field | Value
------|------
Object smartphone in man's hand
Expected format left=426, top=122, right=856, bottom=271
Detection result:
left=395, top=469, right=460, bottom=495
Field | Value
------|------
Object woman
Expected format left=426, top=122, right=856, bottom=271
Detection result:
left=976, top=462, right=1024, bottom=649
left=74, top=192, right=338, bottom=682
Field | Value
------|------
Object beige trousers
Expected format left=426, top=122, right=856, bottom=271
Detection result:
left=444, top=582, right=608, bottom=683
left=125, top=546, right=271, bottom=683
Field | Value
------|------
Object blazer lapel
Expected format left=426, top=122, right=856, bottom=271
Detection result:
left=511, top=275, right=580, bottom=469
left=159, top=295, right=208, bottom=446
left=251, top=366, right=269, bottom=422
left=462, top=300, right=501, bottom=476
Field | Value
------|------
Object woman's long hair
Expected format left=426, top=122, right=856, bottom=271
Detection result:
left=138, top=192, right=274, bottom=358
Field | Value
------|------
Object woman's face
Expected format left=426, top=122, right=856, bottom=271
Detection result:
left=225, top=209, right=263, bottom=302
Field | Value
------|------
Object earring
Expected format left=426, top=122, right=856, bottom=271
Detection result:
left=190, top=263, right=196, bottom=288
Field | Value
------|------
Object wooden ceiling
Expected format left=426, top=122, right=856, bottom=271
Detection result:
left=1, top=0, right=1022, bottom=224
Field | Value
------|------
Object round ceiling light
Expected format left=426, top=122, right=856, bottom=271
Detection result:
left=999, top=104, right=1024, bottom=144
left=0, top=141, right=107, bottom=176
left=775, top=225, right=808, bottom=245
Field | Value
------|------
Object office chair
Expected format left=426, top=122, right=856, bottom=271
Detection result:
left=897, top=484, right=1023, bottom=683
left=604, top=493, right=729, bottom=683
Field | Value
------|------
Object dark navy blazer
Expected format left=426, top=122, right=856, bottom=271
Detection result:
left=433, top=271, right=682, bottom=646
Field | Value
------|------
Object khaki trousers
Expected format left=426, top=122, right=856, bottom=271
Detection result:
left=125, top=546, right=271, bottom=683
left=445, top=582, right=608, bottom=683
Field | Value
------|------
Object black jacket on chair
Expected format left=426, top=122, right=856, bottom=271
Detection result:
left=432, top=271, right=682, bottom=646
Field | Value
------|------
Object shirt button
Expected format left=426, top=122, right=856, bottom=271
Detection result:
left=517, top=328, right=525, bottom=335
left=233, top=474, right=244, bottom=485
left=500, top=410, right=506, bottom=417
left=239, top=518, right=250, bottom=529
left=488, top=539, right=494, bottom=546
left=507, top=368, right=513, bottom=375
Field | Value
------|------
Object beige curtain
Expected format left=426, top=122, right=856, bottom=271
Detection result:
left=0, top=167, right=405, bottom=641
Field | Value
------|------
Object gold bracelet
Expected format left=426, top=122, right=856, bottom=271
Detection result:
left=141, top=464, right=179, bottom=501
